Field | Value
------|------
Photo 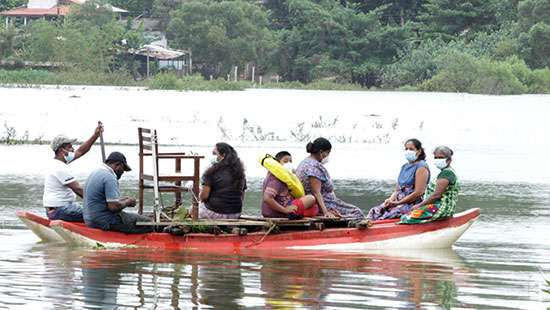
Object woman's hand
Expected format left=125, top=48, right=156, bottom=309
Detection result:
left=325, top=208, right=341, bottom=218
left=286, top=204, right=298, bottom=214
left=385, top=200, right=400, bottom=208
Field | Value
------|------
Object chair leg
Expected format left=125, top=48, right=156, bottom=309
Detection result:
left=138, top=179, right=144, bottom=215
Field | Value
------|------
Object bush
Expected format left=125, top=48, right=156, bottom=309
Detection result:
left=0, top=69, right=140, bottom=86
left=420, top=51, right=479, bottom=93
left=526, top=68, right=550, bottom=93
left=0, top=69, right=53, bottom=84
left=419, top=52, right=549, bottom=95
left=149, top=72, right=180, bottom=89
left=469, top=60, right=527, bottom=95
left=148, top=73, right=248, bottom=91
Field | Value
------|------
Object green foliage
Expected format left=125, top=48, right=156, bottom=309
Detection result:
left=519, top=22, right=550, bottom=68
left=516, top=0, right=550, bottom=68
left=0, top=0, right=25, bottom=12
left=275, top=0, right=411, bottom=86
left=25, top=21, right=58, bottom=62
left=347, top=0, right=425, bottom=26
left=518, top=0, right=550, bottom=31
left=419, top=0, right=502, bottom=40
left=1, top=0, right=548, bottom=94
left=152, top=0, right=183, bottom=30
left=382, top=27, right=522, bottom=88
left=149, top=73, right=248, bottom=91
left=419, top=52, right=549, bottom=94
left=0, top=69, right=52, bottom=84
left=20, top=0, right=144, bottom=72
left=0, top=69, right=141, bottom=86
left=166, top=0, right=276, bottom=78
left=0, top=26, right=19, bottom=58
left=263, top=79, right=365, bottom=91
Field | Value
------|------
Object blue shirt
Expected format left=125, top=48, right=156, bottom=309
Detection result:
left=397, top=160, right=430, bottom=187
left=83, top=164, right=121, bottom=230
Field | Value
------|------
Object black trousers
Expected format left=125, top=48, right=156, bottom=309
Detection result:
left=110, top=211, right=154, bottom=234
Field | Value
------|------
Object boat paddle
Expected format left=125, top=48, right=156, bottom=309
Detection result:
left=98, top=121, right=106, bottom=162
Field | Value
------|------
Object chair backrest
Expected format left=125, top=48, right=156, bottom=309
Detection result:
left=138, top=127, right=155, bottom=157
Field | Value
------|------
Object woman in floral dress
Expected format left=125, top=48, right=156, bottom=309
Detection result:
left=400, top=146, right=459, bottom=224
left=295, top=137, right=365, bottom=222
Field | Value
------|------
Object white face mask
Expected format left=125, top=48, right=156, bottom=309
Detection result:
left=210, top=155, right=220, bottom=165
left=404, top=150, right=417, bottom=162
left=434, top=158, right=448, bottom=170
left=64, top=151, right=75, bottom=163
left=321, top=156, right=330, bottom=164
left=282, top=162, right=295, bottom=173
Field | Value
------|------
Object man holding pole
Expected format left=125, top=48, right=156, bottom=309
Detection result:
left=42, top=121, right=103, bottom=221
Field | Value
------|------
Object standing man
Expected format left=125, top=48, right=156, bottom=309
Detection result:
left=43, top=121, right=103, bottom=221
left=83, top=151, right=153, bottom=234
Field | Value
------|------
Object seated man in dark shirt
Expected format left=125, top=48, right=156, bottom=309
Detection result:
left=83, top=152, right=153, bottom=234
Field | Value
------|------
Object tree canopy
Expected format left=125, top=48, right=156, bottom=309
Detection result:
left=0, top=0, right=549, bottom=94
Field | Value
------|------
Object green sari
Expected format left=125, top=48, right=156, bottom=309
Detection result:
left=399, top=167, right=459, bottom=224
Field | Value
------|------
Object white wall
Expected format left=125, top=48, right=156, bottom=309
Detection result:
left=27, top=0, right=58, bottom=9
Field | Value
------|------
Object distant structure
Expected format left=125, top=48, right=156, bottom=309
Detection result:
left=128, top=40, right=193, bottom=78
left=1, top=0, right=127, bottom=27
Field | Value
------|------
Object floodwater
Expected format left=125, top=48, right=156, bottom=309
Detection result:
left=1, top=177, right=549, bottom=309
left=0, top=87, right=549, bottom=308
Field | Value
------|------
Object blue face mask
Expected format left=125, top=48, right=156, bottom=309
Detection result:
left=64, top=151, right=75, bottom=163
left=404, top=150, right=417, bottom=162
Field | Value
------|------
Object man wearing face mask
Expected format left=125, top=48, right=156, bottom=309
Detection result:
left=83, top=152, right=153, bottom=234
left=42, top=122, right=103, bottom=221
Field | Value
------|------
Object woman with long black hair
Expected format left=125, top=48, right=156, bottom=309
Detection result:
left=198, top=142, right=247, bottom=219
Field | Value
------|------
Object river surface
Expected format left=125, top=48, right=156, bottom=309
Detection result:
left=0, top=87, right=549, bottom=309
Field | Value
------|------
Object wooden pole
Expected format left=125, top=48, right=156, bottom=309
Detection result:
left=189, top=50, right=192, bottom=74
left=99, top=129, right=106, bottom=162
left=191, top=157, right=200, bottom=220
left=146, top=54, right=150, bottom=78
left=251, top=66, right=255, bottom=83
left=234, top=66, right=238, bottom=82
left=259, top=75, right=262, bottom=86
left=245, top=63, right=249, bottom=79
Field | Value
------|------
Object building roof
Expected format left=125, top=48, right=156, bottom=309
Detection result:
left=129, top=44, right=189, bottom=60
left=0, top=0, right=127, bottom=17
left=0, top=6, right=71, bottom=17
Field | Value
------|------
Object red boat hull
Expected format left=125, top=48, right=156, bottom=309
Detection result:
left=16, top=208, right=479, bottom=251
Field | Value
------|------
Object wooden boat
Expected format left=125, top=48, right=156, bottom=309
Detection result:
left=16, top=208, right=479, bottom=251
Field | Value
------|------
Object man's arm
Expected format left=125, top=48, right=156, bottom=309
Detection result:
left=107, top=197, right=136, bottom=213
left=74, top=121, right=103, bottom=160
left=65, top=180, right=83, bottom=198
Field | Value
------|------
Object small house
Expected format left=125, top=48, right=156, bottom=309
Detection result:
left=1, top=0, right=127, bottom=27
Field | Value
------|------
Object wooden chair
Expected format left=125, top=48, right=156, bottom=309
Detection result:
left=138, top=128, right=203, bottom=220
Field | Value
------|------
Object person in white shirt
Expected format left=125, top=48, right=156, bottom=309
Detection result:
left=43, top=122, right=103, bottom=221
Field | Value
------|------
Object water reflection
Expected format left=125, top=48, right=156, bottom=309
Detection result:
left=46, top=247, right=473, bottom=309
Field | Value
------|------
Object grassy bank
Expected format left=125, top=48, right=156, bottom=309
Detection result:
left=1, top=69, right=548, bottom=94
left=0, top=69, right=144, bottom=87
